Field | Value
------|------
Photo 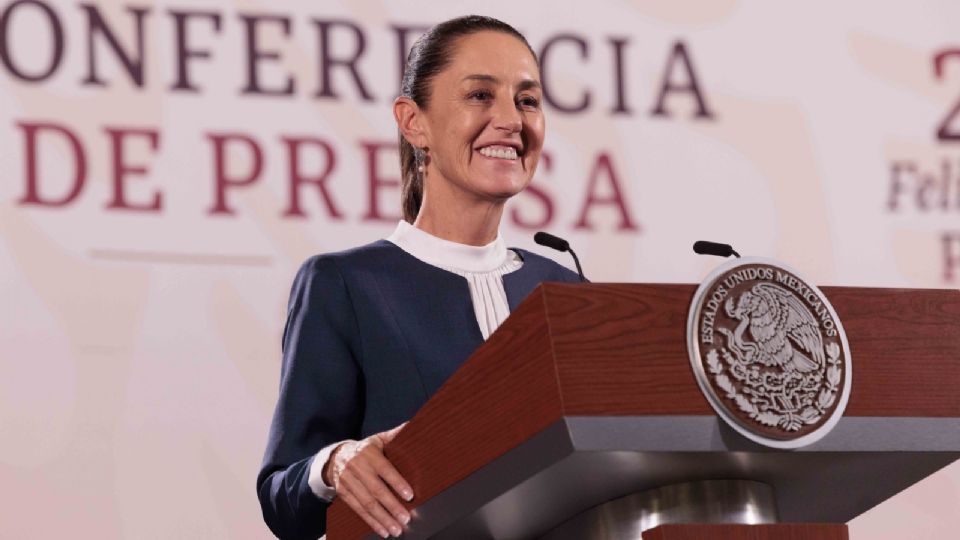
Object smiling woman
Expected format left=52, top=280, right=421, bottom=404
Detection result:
left=394, top=28, right=545, bottom=245
left=255, top=15, right=580, bottom=540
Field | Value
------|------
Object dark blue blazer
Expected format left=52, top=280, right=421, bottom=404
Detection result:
left=257, top=239, right=579, bottom=539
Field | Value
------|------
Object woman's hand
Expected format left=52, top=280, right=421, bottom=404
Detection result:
left=324, top=424, right=413, bottom=538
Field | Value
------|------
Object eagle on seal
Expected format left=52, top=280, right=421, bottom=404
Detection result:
left=723, top=283, right=824, bottom=373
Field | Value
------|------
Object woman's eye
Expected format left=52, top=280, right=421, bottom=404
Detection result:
left=518, top=96, right=540, bottom=109
left=468, top=90, right=493, bottom=101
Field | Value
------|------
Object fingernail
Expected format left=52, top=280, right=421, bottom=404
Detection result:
left=390, top=525, right=402, bottom=537
left=402, top=489, right=413, bottom=501
left=377, top=528, right=389, bottom=538
left=400, top=512, right=411, bottom=524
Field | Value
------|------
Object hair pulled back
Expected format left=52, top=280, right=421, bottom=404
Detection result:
left=398, top=15, right=537, bottom=223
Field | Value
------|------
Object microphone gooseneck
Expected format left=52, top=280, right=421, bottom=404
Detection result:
left=693, top=240, right=741, bottom=258
left=535, top=232, right=587, bottom=282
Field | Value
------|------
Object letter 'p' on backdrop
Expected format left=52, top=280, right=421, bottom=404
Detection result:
left=1, top=1, right=957, bottom=537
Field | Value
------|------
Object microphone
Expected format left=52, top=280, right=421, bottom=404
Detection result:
left=693, top=240, right=741, bottom=258
left=534, top=231, right=587, bottom=282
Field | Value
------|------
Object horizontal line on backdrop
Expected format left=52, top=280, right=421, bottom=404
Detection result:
left=89, top=249, right=273, bottom=267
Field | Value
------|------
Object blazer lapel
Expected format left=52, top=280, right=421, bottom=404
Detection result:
left=503, top=249, right=545, bottom=311
left=371, top=242, right=484, bottom=397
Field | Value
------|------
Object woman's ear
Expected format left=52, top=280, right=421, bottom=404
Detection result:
left=394, top=97, right=429, bottom=149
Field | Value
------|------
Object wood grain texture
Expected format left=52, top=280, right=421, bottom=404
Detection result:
left=327, top=288, right=565, bottom=539
left=543, top=284, right=960, bottom=417
left=642, top=524, right=849, bottom=540
left=326, top=284, right=960, bottom=539
left=824, top=287, right=960, bottom=416
left=546, top=284, right=711, bottom=415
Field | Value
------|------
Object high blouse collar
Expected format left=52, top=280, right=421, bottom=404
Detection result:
left=386, top=220, right=511, bottom=273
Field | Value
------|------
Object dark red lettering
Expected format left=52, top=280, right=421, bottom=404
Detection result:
left=887, top=161, right=915, bottom=211
left=313, top=19, right=372, bottom=101
left=282, top=137, right=341, bottom=219
left=239, top=14, right=294, bottom=96
left=359, top=141, right=400, bottom=222
left=574, top=152, right=639, bottom=231
left=609, top=37, right=631, bottom=114
left=169, top=10, right=221, bottom=92
left=934, top=49, right=960, bottom=141
left=539, top=34, right=591, bottom=113
left=17, top=121, right=86, bottom=207
left=651, top=40, right=714, bottom=119
left=943, top=232, right=960, bottom=282
left=80, top=3, right=148, bottom=88
left=207, top=133, right=263, bottom=215
left=510, top=151, right=554, bottom=229
left=390, top=24, right=429, bottom=84
left=0, top=0, right=64, bottom=82
left=104, top=127, right=161, bottom=212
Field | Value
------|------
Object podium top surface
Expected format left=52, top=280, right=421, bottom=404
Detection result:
left=327, top=283, right=960, bottom=539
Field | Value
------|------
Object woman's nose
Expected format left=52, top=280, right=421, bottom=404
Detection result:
left=492, top=97, right=522, bottom=133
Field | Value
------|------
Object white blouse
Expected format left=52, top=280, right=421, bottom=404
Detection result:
left=386, top=220, right=523, bottom=340
left=308, top=221, right=523, bottom=501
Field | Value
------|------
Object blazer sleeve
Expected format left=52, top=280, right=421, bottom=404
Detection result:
left=257, top=255, right=364, bottom=539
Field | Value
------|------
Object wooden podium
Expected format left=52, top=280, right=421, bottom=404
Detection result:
left=326, top=284, right=960, bottom=539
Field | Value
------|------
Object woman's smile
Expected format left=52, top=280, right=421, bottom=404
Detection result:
left=475, top=143, right=522, bottom=161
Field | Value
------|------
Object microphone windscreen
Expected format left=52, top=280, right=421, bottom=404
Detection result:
left=693, top=240, right=733, bottom=257
left=534, top=231, right=570, bottom=252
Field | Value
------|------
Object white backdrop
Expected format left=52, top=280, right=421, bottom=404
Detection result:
left=1, top=0, right=958, bottom=537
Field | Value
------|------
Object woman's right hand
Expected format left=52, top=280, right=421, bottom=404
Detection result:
left=324, top=424, right=413, bottom=538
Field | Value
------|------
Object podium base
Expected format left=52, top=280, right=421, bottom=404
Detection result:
left=642, top=524, right=849, bottom=540
left=541, top=480, right=778, bottom=539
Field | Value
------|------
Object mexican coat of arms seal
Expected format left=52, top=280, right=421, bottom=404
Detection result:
left=687, top=258, right=853, bottom=448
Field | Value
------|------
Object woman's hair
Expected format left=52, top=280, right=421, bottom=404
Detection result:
left=398, top=15, right=537, bottom=223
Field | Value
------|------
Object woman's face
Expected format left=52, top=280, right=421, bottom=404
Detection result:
left=419, top=31, right=545, bottom=204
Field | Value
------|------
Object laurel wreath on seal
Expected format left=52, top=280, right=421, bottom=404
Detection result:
left=706, top=342, right=842, bottom=432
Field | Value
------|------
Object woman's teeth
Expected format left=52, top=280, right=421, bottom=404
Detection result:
left=478, top=146, right=518, bottom=160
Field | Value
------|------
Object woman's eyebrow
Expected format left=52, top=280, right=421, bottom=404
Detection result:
left=461, top=74, right=542, bottom=90
left=462, top=74, right=498, bottom=83
left=518, top=79, right=542, bottom=91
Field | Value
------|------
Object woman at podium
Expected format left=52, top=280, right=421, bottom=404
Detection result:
left=257, top=15, right=579, bottom=539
